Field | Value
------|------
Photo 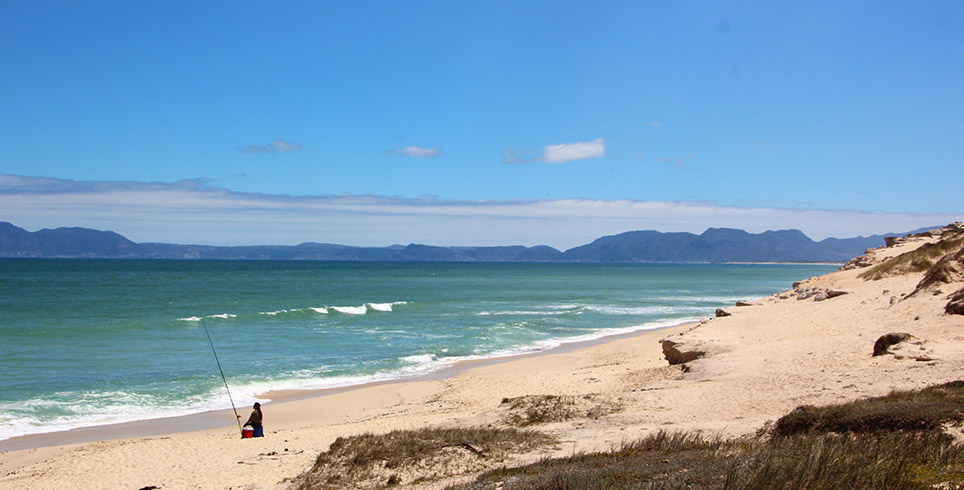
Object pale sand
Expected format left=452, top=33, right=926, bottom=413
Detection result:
left=1, top=233, right=962, bottom=489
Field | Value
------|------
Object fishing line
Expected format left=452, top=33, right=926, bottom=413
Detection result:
left=200, top=317, right=243, bottom=435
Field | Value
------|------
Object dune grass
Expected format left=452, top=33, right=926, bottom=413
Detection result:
left=859, top=236, right=963, bottom=281
left=452, top=430, right=964, bottom=490
left=772, top=380, right=964, bottom=436
left=500, top=394, right=622, bottom=427
left=288, top=427, right=555, bottom=490
left=450, top=381, right=964, bottom=490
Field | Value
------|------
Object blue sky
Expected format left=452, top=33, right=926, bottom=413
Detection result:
left=1, top=1, right=962, bottom=248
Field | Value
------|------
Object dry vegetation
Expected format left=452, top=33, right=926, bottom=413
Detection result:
left=500, top=394, right=622, bottom=427
left=773, top=380, right=964, bottom=437
left=452, top=431, right=964, bottom=490
left=859, top=235, right=963, bottom=281
left=287, top=427, right=555, bottom=490
left=451, top=381, right=964, bottom=490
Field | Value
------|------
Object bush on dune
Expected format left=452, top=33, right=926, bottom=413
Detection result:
left=288, top=427, right=555, bottom=490
left=772, top=380, right=964, bottom=437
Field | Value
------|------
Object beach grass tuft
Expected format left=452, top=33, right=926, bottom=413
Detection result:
left=288, top=427, right=555, bottom=490
left=500, top=394, right=622, bottom=427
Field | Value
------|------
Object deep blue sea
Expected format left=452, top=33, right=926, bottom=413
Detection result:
left=0, top=259, right=836, bottom=441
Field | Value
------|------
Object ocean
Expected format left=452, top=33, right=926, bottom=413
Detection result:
left=0, top=259, right=837, bottom=441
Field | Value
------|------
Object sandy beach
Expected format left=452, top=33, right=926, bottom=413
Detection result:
left=2, top=225, right=962, bottom=489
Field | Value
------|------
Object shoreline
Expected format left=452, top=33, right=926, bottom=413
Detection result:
left=0, top=319, right=696, bottom=453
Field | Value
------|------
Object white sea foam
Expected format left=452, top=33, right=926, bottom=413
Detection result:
left=0, top=388, right=264, bottom=443
left=260, top=309, right=290, bottom=316
left=400, top=354, right=436, bottom=364
left=477, top=310, right=573, bottom=316
left=485, top=318, right=700, bottom=358
left=176, top=313, right=237, bottom=322
left=546, top=303, right=584, bottom=310
left=259, top=301, right=406, bottom=316
left=207, top=313, right=237, bottom=319
left=330, top=305, right=367, bottom=315
left=651, top=295, right=759, bottom=304
left=479, top=303, right=705, bottom=317
left=367, top=301, right=408, bottom=312
left=226, top=364, right=453, bottom=401
left=585, top=305, right=703, bottom=316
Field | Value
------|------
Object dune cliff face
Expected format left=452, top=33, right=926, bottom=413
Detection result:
left=853, top=223, right=964, bottom=315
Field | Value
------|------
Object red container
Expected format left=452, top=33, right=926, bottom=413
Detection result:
left=241, top=427, right=254, bottom=439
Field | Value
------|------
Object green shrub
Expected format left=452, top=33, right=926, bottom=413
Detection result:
left=772, top=381, right=964, bottom=437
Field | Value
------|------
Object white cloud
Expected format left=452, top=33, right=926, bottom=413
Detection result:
left=541, top=138, right=606, bottom=163
left=386, top=146, right=444, bottom=158
left=271, top=140, right=304, bottom=153
left=505, top=138, right=606, bottom=164
left=1, top=173, right=959, bottom=250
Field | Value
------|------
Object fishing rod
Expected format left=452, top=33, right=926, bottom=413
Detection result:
left=200, top=317, right=243, bottom=435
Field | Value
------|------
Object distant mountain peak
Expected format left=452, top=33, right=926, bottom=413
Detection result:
left=0, top=221, right=904, bottom=263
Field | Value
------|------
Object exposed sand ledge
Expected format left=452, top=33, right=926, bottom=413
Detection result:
left=2, top=228, right=962, bottom=489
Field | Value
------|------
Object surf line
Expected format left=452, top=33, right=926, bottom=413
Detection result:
left=200, top=317, right=243, bottom=436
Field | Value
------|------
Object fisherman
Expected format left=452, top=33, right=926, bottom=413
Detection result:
left=244, top=402, right=264, bottom=437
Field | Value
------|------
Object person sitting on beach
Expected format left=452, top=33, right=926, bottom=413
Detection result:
left=244, top=402, right=264, bottom=437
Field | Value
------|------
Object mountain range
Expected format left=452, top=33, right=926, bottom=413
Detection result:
left=0, top=221, right=916, bottom=263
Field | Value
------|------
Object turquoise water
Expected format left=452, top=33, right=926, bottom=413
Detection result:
left=0, top=259, right=836, bottom=441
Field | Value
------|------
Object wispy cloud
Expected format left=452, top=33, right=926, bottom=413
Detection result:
left=654, top=155, right=692, bottom=169
left=2, top=173, right=958, bottom=250
left=505, top=138, right=606, bottom=164
left=385, top=146, right=445, bottom=158
left=271, top=140, right=304, bottom=152
left=241, top=140, right=306, bottom=154
left=502, top=148, right=539, bottom=164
